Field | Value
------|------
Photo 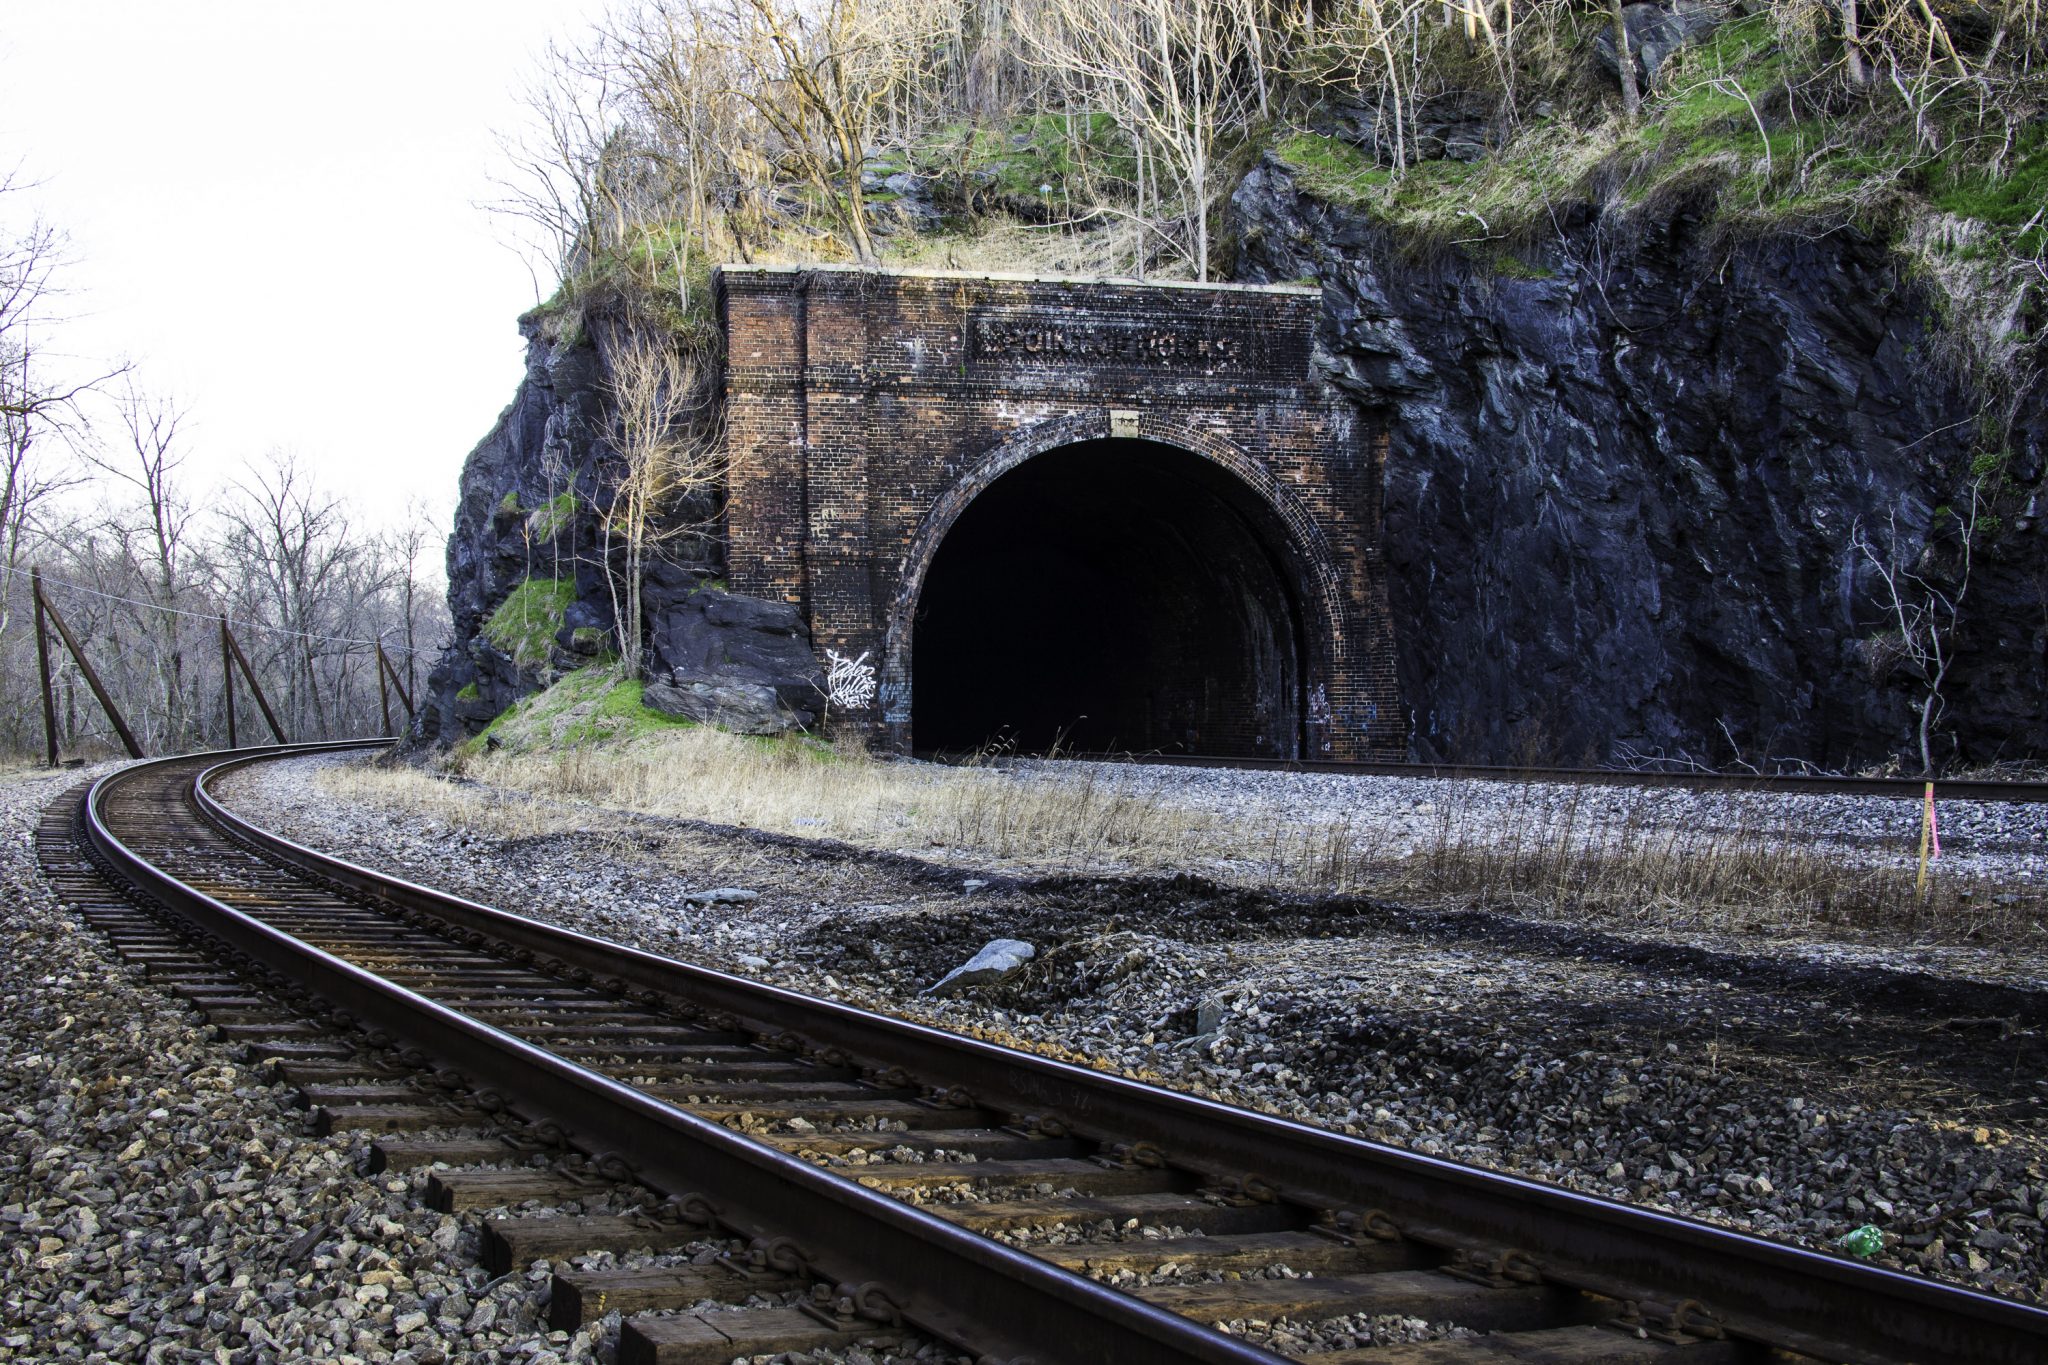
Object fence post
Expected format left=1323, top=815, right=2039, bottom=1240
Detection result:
left=33, top=573, right=144, bottom=760
left=31, top=568, right=58, bottom=767
left=377, top=643, right=415, bottom=720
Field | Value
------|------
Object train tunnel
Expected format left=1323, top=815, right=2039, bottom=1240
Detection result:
left=910, top=438, right=1309, bottom=758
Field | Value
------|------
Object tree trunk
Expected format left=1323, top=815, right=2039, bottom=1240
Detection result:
left=1610, top=0, right=1641, bottom=123
left=1918, top=691, right=1935, bottom=777
left=1841, top=0, right=1867, bottom=85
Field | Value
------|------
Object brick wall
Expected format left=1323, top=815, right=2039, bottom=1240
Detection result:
left=719, top=264, right=1402, bottom=760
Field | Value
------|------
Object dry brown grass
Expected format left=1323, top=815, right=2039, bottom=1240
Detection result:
left=1290, top=782, right=2048, bottom=947
left=317, top=727, right=2046, bottom=949
left=480, top=727, right=1230, bottom=870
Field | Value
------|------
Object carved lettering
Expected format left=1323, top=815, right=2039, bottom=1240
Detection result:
left=968, top=312, right=1289, bottom=375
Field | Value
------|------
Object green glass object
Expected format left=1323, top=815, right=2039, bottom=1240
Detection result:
left=1837, top=1224, right=1884, bottom=1257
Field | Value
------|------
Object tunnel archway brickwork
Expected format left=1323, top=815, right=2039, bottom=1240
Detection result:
left=718, top=264, right=1401, bottom=759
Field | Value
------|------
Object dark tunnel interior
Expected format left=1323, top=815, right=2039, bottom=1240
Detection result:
left=911, top=439, right=1307, bottom=758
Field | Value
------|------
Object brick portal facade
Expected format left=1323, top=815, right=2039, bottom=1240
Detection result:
left=717, top=264, right=1401, bottom=760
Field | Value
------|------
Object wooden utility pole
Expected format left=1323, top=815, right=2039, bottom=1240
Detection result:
left=220, top=621, right=288, bottom=744
left=32, top=570, right=144, bottom=760
left=219, top=617, right=238, bottom=750
left=31, top=569, right=58, bottom=767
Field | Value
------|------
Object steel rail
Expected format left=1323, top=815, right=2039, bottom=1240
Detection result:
left=934, top=751, right=2048, bottom=804
left=185, top=747, right=2048, bottom=1365
left=85, top=746, right=1292, bottom=1365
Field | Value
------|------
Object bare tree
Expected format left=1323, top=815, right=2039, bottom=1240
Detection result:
left=0, top=172, right=111, bottom=631
left=1291, top=0, right=1435, bottom=172
left=1020, top=0, right=1264, bottom=279
left=1840, top=0, right=1868, bottom=85
left=1851, top=482, right=1981, bottom=776
left=1609, top=0, right=1641, bottom=122
left=599, top=330, right=723, bottom=670
left=488, top=41, right=637, bottom=291
left=596, top=2, right=776, bottom=274
left=696, top=0, right=950, bottom=262
left=220, top=456, right=368, bottom=740
left=82, top=383, right=203, bottom=743
left=385, top=498, right=445, bottom=706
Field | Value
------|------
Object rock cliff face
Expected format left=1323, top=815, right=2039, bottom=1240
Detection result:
left=429, top=180, right=2041, bottom=768
left=1231, top=159, right=2045, bottom=767
left=421, top=317, right=615, bottom=746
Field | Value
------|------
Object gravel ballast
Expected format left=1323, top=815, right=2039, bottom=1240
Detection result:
left=0, top=765, right=633, bottom=1365
left=210, top=752, right=2048, bottom=1311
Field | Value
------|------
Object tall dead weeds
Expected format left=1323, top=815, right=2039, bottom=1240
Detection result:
left=319, top=733, right=2044, bottom=949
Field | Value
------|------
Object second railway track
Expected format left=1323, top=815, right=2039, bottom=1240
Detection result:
left=42, top=743, right=2048, bottom=1364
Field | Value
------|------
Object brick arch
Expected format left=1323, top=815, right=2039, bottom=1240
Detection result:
left=880, top=410, right=1354, bottom=755
left=717, top=263, right=1399, bottom=758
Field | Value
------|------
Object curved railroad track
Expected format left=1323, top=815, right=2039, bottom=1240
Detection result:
left=39, top=743, right=2048, bottom=1365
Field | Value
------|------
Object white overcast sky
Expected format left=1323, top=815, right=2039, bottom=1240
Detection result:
left=1, top=2, right=608, bottom=531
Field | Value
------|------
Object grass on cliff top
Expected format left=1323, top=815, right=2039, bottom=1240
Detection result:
left=914, top=111, right=1138, bottom=201
left=1274, top=122, right=1613, bottom=247
left=532, top=218, right=723, bottom=346
left=482, top=576, right=577, bottom=671
left=1273, top=13, right=2039, bottom=257
left=1928, top=119, right=2048, bottom=259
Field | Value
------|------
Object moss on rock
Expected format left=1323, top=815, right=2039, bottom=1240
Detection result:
left=483, top=576, right=577, bottom=671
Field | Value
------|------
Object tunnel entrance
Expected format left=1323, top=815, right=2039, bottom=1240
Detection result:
left=911, top=439, right=1307, bottom=758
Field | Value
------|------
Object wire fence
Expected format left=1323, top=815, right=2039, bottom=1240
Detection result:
left=5, top=564, right=441, bottom=764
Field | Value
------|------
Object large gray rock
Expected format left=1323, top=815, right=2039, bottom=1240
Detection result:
left=1312, top=89, right=1500, bottom=165
left=1595, top=2, right=1729, bottom=89
left=646, top=584, right=823, bottom=732
left=924, top=939, right=1037, bottom=996
left=643, top=679, right=808, bottom=735
left=684, top=887, right=759, bottom=906
left=1230, top=156, right=2045, bottom=770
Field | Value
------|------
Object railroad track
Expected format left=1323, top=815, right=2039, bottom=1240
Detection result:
left=39, top=742, right=2048, bottom=1364
left=942, top=752, right=2048, bottom=805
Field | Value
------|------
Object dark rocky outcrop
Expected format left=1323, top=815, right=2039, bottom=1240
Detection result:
left=1308, top=90, right=1503, bottom=166
left=420, top=316, right=614, bottom=745
left=421, top=315, right=822, bottom=745
left=425, top=158, right=2041, bottom=769
left=1595, top=2, right=1730, bottom=89
left=1231, top=157, right=2046, bottom=768
left=641, top=564, right=822, bottom=733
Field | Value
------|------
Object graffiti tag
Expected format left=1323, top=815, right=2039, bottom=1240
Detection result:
left=824, top=649, right=878, bottom=710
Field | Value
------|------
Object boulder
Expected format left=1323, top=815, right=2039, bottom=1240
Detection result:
left=923, top=939, right=1036, bottom=997
left=874, top=171, right=944, bottom=233
left=646, top=584, right=824, bottom=732
left=1595, top=2, right=1728, bottom=89
left=685, top=887, right=760, bottom=906
left=642, top=558, right=719, bottom=613
left=1312, top=90, right=1501, bottom=165
left=541, top=595, right=616, bottom=667
left=644, top=679, right=807, bottom=735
